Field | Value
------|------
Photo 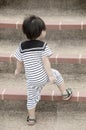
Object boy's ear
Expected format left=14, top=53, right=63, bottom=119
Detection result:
left=41, top=31, right=46, bottom=38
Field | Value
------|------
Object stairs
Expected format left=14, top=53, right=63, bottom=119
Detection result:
left=1, top=1, right=86, bottom=130
left=0, top=0, right=86, bottom=102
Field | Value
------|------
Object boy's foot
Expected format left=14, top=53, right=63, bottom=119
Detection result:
left=62, top=88, right=72, bottom=100
left=27, top=116, right=36, bottom=126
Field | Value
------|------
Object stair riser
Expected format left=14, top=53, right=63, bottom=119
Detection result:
left=0, top=61, right=86, bottom=74
left=1, top=100, right=85, bottom=111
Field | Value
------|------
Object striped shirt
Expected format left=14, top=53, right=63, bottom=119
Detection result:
left=14, top=40, right=53, bottom=86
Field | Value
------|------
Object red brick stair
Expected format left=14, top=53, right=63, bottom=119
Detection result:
left=0, top=53, right=86, bottom=64
left=0, top=87, right=86, bottom=102
left=0, top=21, right=86, bottom=30
left=0, top=54, right=86, bottom=102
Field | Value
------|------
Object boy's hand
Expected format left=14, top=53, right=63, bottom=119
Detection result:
left=15, top=60, right=23, bottom=78
left=15, top=69, right=20, bottom=78
left=49, top=76, right=56, bottom=84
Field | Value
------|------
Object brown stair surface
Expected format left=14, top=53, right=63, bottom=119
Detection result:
left=1, top=40, right=86, bottom=55
left=0, top=20, right=86, bottom=30
left=0, top=0, right=86, bottom=30
left=0, top=73, right=86, bottom=102
left=0, top=38, right=86, bottom=64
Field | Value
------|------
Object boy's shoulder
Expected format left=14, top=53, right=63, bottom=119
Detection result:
left=20, top=40, right=47, bottom=52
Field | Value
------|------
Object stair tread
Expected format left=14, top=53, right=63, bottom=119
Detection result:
left=0, top=40, right=86, bottom=55
left=0, top=73, right=86, bottom=91
left=0, top=73, right=86, bottom=101
left=0, top=8, right=86, bottom=23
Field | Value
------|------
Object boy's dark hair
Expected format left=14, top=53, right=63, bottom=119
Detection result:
left=22, top=15, right=46, bottom=40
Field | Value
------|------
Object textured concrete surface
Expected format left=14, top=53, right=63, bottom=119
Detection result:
left=0, top=29, right=86, bottom=55
left=0, top=73, right=86, bottom=91
left=0, top=29, right=86, bottom=74
left=0, top=1, right=86, bottom=129
left=0, top=9, right=86, bottom=23
left=0, top=0, right=86, bottom=10
left=0, top=101, right=86, bottom=130
left=0, top=0, right=86, bottom=23
left=0, top=39, right=86, bottom=55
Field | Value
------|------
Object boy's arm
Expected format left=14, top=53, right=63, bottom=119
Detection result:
left=15, top=60, right=23, bottom=77
left=42, top=56, right=56, bottom=84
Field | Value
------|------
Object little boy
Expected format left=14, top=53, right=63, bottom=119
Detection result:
left=14, top=15, right=72, bottom=125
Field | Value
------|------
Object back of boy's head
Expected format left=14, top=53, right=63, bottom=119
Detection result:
left=22, top=15, right=46, bottom=40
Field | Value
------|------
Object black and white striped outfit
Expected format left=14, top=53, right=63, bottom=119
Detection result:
left=14, top=40, right=64, bottom=109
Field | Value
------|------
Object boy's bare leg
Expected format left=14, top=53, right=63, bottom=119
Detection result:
left=27, top=107, right=36, bottom=125
left=58, top=82, right=66, bottom=95
left=57, top=82, right=72, bottom=100
left=28, top=107, right=36, bottom=118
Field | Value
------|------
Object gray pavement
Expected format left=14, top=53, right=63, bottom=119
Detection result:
left=0, top=101, right=86, bottom=130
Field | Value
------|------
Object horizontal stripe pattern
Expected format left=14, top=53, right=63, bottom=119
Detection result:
left=14, top=40, right=64, bottom=109
left=14, top=41, right=53, bottom=84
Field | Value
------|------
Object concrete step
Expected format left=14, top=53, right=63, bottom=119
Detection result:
left=0, top=39, right=86, bottom=55
left=1, top=52, right=86, bottom=64
left=1, top=21, right=86, bottom=30
left=0, top=0, right=86, bottom=12
left=0, top=73, right=86, bottom=102
left=0, top=28, right=86, bottom=42
left=0, top=3, right=86, bottom=24
left=1, top=53, right=86, bottom=74
left=0, top=1, right=86, bottom=28
left=0, top=15, right=86, bottom=30
left=0, top=102, right=86, bottom=130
